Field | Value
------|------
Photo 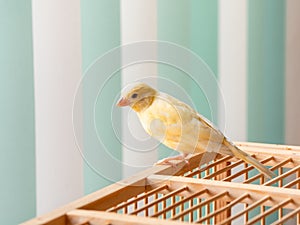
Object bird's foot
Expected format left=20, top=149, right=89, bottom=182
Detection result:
left=155, top=154, right=190, bottom=168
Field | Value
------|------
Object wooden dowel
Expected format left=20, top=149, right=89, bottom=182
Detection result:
left=107, top=184, right=168, bottom=212
left=196, top=193, right=249, bottom=224
left=244, top=158, right=292, bottom=184
left=162, top=198, right=166, bottom=219
left=264, top=165, right=300, bottom=186
left=244, top=163, right=248, bottom=181
left=180, top=196, right=184, bottom=221
left=297, top=170, right=300, bottom=190
left=171, top=196, right=175, bottom=217
left=204, top=159, right=244, bottom=179
left=145, top=196, right=148, bottom=217
left=171, top=191, right=228, bottom=221
left=197, top=155, right=232, bottom=176
left=261, top=205, right=265, bottom=225
left=260, top=175, right=265, bottom=186
left=206, top=200, right=210, bottom=223
left=217, top=195, right=271, bottom=225
left=223, top=156, right=273, bottom=182
left=279, top=167, right=283, bottom=187
left=198, top=198, right=202, bottom=220
left=271, top=206, right=300, bottom=225
left=246, top=198, right=292, bottom=225
left=130, top=186, right=188, bottom=215
left=283, top=177, right=300, bottom=188
left=67, top=209, right=190, bottom=225
left=134, top=199, right=137, bottom=211
left=245, top=203, right=249, bottom=224
left=154, top=193, right=158, bottom=214
left=189, top=199, right=193, bottom=222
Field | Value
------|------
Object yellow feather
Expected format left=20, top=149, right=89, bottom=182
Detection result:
left=118, top=83, right=275, bottom=178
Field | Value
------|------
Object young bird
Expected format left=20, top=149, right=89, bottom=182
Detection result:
left=117, top=83, right=275, bottom=178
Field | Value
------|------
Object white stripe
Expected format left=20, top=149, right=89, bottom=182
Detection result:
left=218, top=2, right=247, bottom=224
left=32, top=0, right=84, bottom=214
left=218, top=0, right=247, bottom=142
left=120, top=0, right=158, bottom=178
left=285, top=0, right=300, bottom=145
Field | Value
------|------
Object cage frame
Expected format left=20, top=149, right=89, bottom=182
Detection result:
left=21, top=142, right=300, bottom=225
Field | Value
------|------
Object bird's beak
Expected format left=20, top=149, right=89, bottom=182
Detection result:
left=117, top=97, right=130, bottom=107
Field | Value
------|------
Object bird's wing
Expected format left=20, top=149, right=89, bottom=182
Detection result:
left=141, top=93, right=224, bottom=153
left=141, top=92, right=275, bottom=177
left=171, top=99, right=232, bottom=156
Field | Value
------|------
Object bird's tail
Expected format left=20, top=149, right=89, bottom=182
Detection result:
left=223, top=139, right=276, bottom=179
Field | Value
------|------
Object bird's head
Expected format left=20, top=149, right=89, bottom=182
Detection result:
left=117, top=83, right=157, bottom=112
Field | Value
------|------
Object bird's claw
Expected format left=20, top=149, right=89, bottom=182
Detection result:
left=155, top=156, right=190, bottom=169
left=155, top=159, right=179, bottom=168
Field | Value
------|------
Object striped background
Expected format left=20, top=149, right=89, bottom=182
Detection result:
left=1, top=0, right=300, bottom=224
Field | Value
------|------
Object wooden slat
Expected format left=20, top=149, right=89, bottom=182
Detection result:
left=246, top=198, right=292, bottom=225
left=222, top=156, right=273, bottom=182
left=151, top=189, right=207, bottom=217
left=283, top=177, right=300, bottom=188
left=107, top=184, right=168, bottom=212
left=147, top=175, right=300, bottom=209
left=235, top=142, right=300, bottom=152
left=188, top=199, right=193, bottom=222
left=21, top=152, right=209, bottom=225
left=244, top=158, right=292, bottom=184
left=204, top=159, right=244, bottom=179
left=67, top=210, right=187, bottom=225
left=130, top=186, right=188, bottom=215
left=214, top=160, right=231, bottom=223
left=20, top=180, right=145, bottom=225
left=264, top=165, right=300, bottom=186
left=171, top=191, right=228, bottom=220
left=217, top=195, right=271, bottom=225
left=21, top=142, right=300, bottom=225
left=271, top=206, right=300, bottom=225
left=196, top=193, right=249, bottom=224
left=235, top=142, right=300, bottom=165
left=185, top=155, right=232, bottom=178
left=20, top=163, right=180, bottom=225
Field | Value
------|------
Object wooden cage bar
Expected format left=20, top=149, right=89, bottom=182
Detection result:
left=21, top=142, right=300, bottom=225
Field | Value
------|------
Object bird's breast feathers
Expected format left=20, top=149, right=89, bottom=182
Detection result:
left=137, top=93, right=193, bottom=130
left=137, top=93, right=206, bottom=153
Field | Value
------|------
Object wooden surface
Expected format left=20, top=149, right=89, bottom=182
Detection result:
left=21, top=142, right=300, bottom=225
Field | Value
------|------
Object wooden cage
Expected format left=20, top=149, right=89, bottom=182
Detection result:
left=22, top=142, right=300, bottom=225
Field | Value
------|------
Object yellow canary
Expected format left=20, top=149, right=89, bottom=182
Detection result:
left=117, top=83, right=275, bottom=178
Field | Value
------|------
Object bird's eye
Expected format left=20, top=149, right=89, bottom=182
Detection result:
left=131, top=93, right=138, bottom=98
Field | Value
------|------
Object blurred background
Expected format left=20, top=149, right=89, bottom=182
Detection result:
left=1, top=0, right=299, bottom=224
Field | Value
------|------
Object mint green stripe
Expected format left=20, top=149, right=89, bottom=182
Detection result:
left=157, top=0, right=190, bottom=89
left=157, top=0, right=191, bottom=159
left=0, top=1, right=36, bottom=224
left=157, top=1, right=218, bottom=120
left=190, top=0, right=218, bottom=76
left=248, top=0, right=285, bottom=144
left=190, top=0, right=218, bottom=123
left=157, top=1, right=218, bottom=158
left=81, top=0, right=121, bottom=194
left=248, top=0, right=285, bottom=222
left=157, top=0, right=189, bottom=46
